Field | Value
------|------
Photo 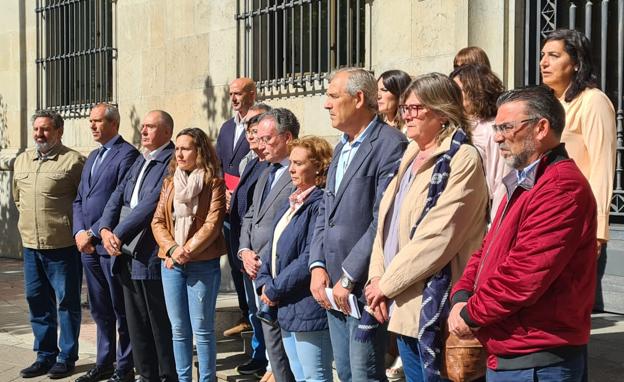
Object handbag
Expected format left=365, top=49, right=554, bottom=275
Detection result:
left=119, top=205, right=147, bottom=258
left=440, top=324, right=487, bottom=382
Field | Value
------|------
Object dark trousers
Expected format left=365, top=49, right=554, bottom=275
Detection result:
left=261, top=321, right=295, bottom=382
left=224, top=219, right=249, bottom=318
left=82, top=253, right=132, bottom=372
left=118, top=255, right=177, bottom=382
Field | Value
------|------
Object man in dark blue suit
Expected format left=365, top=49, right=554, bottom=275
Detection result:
left=309, top=68, right=408, bottom=382
left=216, top=77, right=256, bottom=337
left=73, top=104, right=139, bottom=382
left=98, top=110, right=177, bottom=382
left=229, top=106, right=271, bottom=377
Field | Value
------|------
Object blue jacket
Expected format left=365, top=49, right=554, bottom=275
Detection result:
left=216, top=117, right=250, bottom=177
left=228, top=157, right=269, bottom=260
left=256, top=187, right=327, bottom=332
left=73, top=136, right=139, bottom=255
left=308, top=120, right=407, bottom=299
left=100, top=142, right=175, bottom=280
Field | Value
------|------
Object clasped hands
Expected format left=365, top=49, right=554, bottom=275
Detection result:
left=164, top=246, right=191, bottom=269
left=364, top=277, right=389, bottom=323
left=240, top=249, right=261, bottom=279
left=74, top=230, right=95, bottom=254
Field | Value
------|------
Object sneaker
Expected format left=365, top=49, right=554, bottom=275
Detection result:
left=47, top=362, right=75, bottom=379
left=108, top=368, right=134, bottom=382
left=75, top=365, right=114, bottom=382
left=235, top=358, right=267, bottom=375
left=19, top=361, right=53, bottom=378
left=223, top=317, right=252, bottom=337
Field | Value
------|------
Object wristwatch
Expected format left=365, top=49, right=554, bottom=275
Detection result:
left=340, top=273, right=354, bottom=291
left=85, top=229, right=94, bottom=239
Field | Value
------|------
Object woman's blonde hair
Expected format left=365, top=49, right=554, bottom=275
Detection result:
left=168, top=127, right=220, bottom=180
left=288, top=136, right=333, bottom=188
left=400, top=72, right=471, bottom=144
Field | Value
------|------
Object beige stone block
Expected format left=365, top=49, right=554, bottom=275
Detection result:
left=0, top=1, right=20, bottom=34
left=193, top=1, right=237, bottom=35
left=142, top=47, right=167, bottom=97
left=409, top=0, right=468, bottom=59
left=117, top=53, right=144, bottom=102
left=370, top=0, right=413, bottom=69
left=206, top=27, right=238, bottom=87
left=164, top=35, right=210, bottom=94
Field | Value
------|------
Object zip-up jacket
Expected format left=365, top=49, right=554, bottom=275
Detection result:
left=451, top=144, right=597, bottom=370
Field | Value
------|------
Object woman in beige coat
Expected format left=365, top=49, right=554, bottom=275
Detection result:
left=365, top=73, right=488, bottom=381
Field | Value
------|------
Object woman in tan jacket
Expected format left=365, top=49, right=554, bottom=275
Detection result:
left=151, top=127, right=227, bottom=382
left=365, top=73, right=488, bottom=381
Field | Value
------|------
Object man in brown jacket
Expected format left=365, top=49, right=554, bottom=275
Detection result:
left=13, top=110, right=85, bottom=379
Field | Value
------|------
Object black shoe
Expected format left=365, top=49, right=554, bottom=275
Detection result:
left=235, top=358, right=267, bottom=375
left=47, top=362, right=75, bottom=379
left=108, top=369, right=134, bottom=382
left=20, top=361, right=53, bottom=378
left=75, top=365, right=115, bottom=382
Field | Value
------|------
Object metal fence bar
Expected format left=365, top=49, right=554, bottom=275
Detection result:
left=536, top=0, right=542, bottom=85
left=570, top=2, right=577, bottom=29
left=617, top=0, right=624, bottom=192
left=356, top=0, right=360, bottom=66
left=524, top=0, right=531, bottom=85
left=346, top=0, right=351, bottom=66
left=586, top=1, right=594, bottom=39
left=601, top=0, right=609, bottom=91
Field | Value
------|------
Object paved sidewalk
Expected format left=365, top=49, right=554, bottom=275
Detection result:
left=1, top=257, right=623, bottom=381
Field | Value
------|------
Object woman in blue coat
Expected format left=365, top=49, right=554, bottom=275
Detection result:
left=255, top=136, right=334, bottom=382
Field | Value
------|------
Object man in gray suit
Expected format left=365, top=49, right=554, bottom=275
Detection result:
left=309, top=67, right=408, bottom=381
left=239, top=108, right=299, bottom=382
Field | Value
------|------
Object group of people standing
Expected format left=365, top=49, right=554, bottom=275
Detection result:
left=11, top=28, right=614, bottom=382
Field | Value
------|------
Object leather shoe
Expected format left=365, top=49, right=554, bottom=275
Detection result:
left=48, top=362, right=75, bottom=379
left=223, top=317, right=252, bottom=337
left=259, top=371, right=275, bottom=382
left=108, top=369, right=134, bottom=382
left=235, top=358, right=267, bottom=375
left=75, top=365, right=114, bottom=382
left=19, top=361, right=53, bottom=378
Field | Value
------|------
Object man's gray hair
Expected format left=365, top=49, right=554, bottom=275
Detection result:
left=95, top=103, right=120, bottom=126
left=249, top=103, right=272, bottom=114
left=258, top=108, right=300, bottom=139
left=328, top=67, right=378, bottom=112
left=496, top=86, right=565, bottom=138
left=32, top=110, right=64, bottom=130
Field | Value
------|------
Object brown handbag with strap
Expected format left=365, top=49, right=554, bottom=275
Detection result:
left=440, top=324, right=487, bottom=382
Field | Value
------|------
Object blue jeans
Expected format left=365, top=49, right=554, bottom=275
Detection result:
left=281, top=329, right=333, bottom=382
left=326, top=309, right=387, bottom=382
left=243, top=275, right=267, bottom=364
left=397, top=335, right=449, bottom=382
left=486, top=348, right=586, bottom=382
left=23, top=246, right=82, bottom=365
left=161, top=259, right=220, bottom=382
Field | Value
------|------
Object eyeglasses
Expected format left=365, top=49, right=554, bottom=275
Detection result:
left=398, top=104, right=427, bottom=118
left=245, top=128, right=258, bottom=136
left=257, top=133, right=284, bottom=145
left=491, top=118, right=539, bottom=135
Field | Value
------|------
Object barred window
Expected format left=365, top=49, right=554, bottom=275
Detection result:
left=36, top=0, right=116, bottom=118
left=236, top=0, right=367, bottom=93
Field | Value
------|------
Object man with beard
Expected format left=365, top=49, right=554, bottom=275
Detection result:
left=13, top=110, right=85, bottom=379
left=448, top=86, right=598, bottom=381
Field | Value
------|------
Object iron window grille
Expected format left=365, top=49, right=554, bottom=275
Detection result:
left=36, top=0, right=117, bottom=118
left=236, top=0, right=367, bottom=94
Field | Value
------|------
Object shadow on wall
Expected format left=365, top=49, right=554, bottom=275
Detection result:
left=202, top=75, right=231, bottom=140
left=129, top=105, right=142, bottom=149
left=0, top=95, right=22, bottom=259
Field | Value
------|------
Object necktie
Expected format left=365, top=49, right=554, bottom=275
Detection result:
left=261, top=163, right=282, bottom=206
left=90, top=147, right=107, bottom=184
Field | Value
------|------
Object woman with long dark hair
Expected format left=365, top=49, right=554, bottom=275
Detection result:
left=540, top=28, right=616, bottom=250
left=377, top=70, right=412, bottom=132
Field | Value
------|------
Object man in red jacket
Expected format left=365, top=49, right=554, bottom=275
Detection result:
left=448, top=86, right=597, bottom=381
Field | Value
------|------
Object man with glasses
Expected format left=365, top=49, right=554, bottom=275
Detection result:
left=238, top=108, right=299, bottom=382
left=449, top=86, right=597, bottom=381
left=229, top=104, right=272, bottom=378
left=308, top=67, right=407, bottom=381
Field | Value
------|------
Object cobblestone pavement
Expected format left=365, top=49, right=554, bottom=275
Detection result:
left=1, top=258, right=623, bottom=381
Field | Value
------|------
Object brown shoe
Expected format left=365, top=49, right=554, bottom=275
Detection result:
left=223, top=317, right=252, bottom=337
left=259, top=371, right=275, bottom=382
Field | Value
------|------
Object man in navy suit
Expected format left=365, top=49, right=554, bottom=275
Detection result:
left=73, top=104, right=139, bottom=382
left=98, top=110, right=177, bottom=382
left=309, top=68, right=408, bottom=381
left=216, top=77, right=256, bottom=337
